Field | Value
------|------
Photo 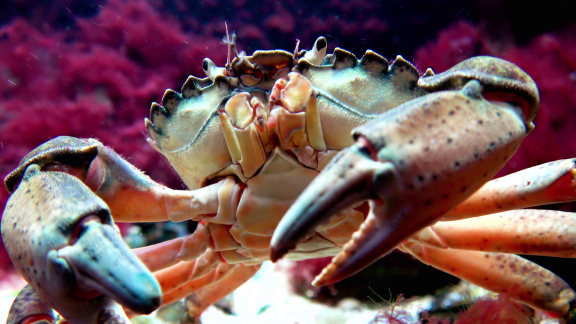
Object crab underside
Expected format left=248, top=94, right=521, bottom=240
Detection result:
left=2, top=36, right=576, bottom=324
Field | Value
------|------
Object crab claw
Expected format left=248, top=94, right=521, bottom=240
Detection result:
left=55, top=213, right=162, bottom=314
left=2, top=165, right=162, bottom=323
left=270, top=142, right=383, bottom=262
left=271, top=63, right=535, bottom=286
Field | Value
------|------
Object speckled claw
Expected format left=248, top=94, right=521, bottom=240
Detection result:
left=2, top=165, right=162, bottom=323
left=271, top=57, right=537, bottom=286
left=418, top=56, right=540, bottom=124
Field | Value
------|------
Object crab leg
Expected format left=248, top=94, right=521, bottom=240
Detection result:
left=410, top=209, right=576, bottom=257
left=3, top=136, right=221, bottom=223
left=181, top=264, right=261, bottom=319
left=7, top=284, right=54, bottom=324
left=399, top=242, right=575, bottom=315
left=160, top=263, right=236, bottom=306
left=271, top=67, right=533, bottom=286
left=443, top=158, right=576, bottom=221
left=133, top=221, right=212, bottom=272
left=123, top=265, right=230, bottom=318
left=152, top=249, right=224, bottom=294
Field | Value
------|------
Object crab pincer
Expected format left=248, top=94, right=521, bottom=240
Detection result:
left=2, top=165, right=162, bottom=323
left=270, top=57, right=539, bottom=286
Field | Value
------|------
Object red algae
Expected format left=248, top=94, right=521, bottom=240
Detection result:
left=0, top=0, right=225, bottom=275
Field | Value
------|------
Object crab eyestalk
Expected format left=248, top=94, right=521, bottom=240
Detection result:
left=271, top=60, right=536, bottom=285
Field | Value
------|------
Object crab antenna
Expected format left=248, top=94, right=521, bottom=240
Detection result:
left=222, top=22, right=240, bottom=76
left=224, top=22, right=232, bottom=75
left=294, top=39, right=300, bottom=56
left=293, top=38, right=301, bottom=62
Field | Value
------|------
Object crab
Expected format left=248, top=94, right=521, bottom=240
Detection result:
left=2, top=35, right=576, bottom=323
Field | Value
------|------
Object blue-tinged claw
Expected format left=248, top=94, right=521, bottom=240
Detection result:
left=271, top=68, right=535, bottom=286
left=2, top=165, right=162, bottom=323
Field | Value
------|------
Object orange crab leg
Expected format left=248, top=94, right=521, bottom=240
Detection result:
left=399, top=242, right=576, bottom=315
left=2, top=136, right=220, bottom=224
left=152, top=249, right=223, bottom=292
left=87, top=142, right=221, bottom=223
left=443, top=158, right=576, bottom=221
left=410, top=210, right=576, bottom=257
left=159, top=264, right=258, bottom=308
left=133, top=222, right=211, bottom=272
left=179, top=264, right=261, bottom=318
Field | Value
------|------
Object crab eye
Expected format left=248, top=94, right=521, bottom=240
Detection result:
left=202, top=58, right=210, bottom=74
left=316, top=37, right=327, bottom=51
